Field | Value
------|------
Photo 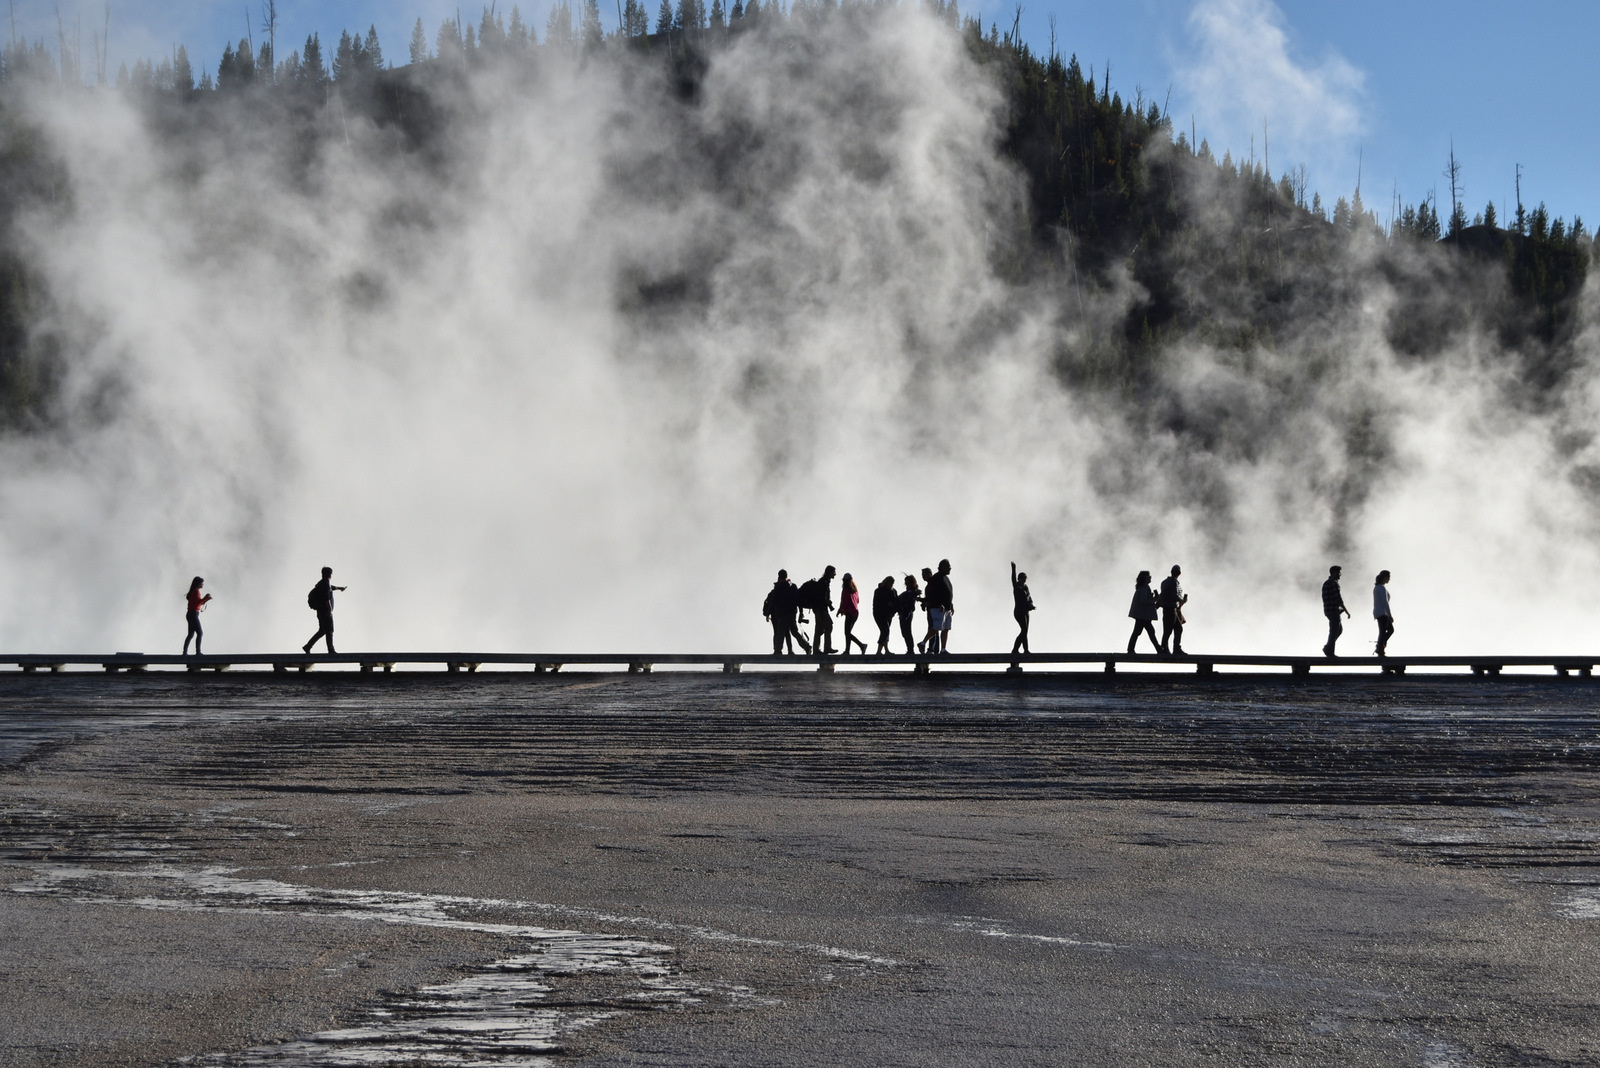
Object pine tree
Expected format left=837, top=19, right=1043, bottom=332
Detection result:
left=332, top=30, right=353, bottom=81
left=582, top=0, right=604, bottom=47
left=1483, top=201, right=1498, bottom=230
left=300, top=33, right=328, bottom=88
left=410, top=18, right=429, bottom=63
left=365, top=26, right=384, bottom=69
left=657, top=0, right=674, bottom=32
left=711, top=0, right=725, bottom=28
left=509, top=7, right=532, bottom=47
left=173, top=44, right=194, bottom=95
left=436, top=17, right=463, bottom=59
left=217, top=41, right=237, bottom=87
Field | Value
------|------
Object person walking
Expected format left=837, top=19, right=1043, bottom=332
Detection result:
left=872, top=576, right=897, bottom=654
left=1127, top=570, right=1160, bottom=655
left=1010, top=562, right=1034, bottom=655
left=838, top=573, right=869, bottom=654
left=183, top=576, right=212, bottom=656
left=799, top=566, right=837, bottom=654
left=763, top=569, right=809, bottom=655
left=1158, top=565, right=1188, bottom=656
left=925, top=559, right=954, bottom=654
left=1321, top=565, right=1350, bottom=657
left=303, top=566, right=347, bottom=655
left=1373, top=570, right=1395, bottom=656
left=896, top=575, right=922, bottom=655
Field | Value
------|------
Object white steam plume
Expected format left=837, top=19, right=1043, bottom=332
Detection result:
left=0, top=8, right=1597, bottom=659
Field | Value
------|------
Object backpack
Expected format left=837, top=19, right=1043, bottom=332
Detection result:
left=308, top=584, right=328, bottom=612
left=762, top=589, right=776, bottom=617
left=797, top=579, right=822, bottom=612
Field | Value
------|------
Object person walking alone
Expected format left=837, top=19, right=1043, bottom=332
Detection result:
left=763, top=569, right=808, bottom=655
left=837, top=573, right=869, bottom=654
left=1159, top=565, right=1188, bottom=656
left=1127, top=571, right=1160, bottom=655
left=872, top=576, right=897, bottom=655
left=303, top=566, right=347, bottom=655
left=183, top=576, right=212, bottom=656
left=1321, top=565, right=1350, bottom=657
left=799, top=566, right=838, bottom=655
left=1010, top=562, right=1034, bottom=656
left=897, top=575, right=922, bottom=655
left=1373, top=570, right=1395, bottom=657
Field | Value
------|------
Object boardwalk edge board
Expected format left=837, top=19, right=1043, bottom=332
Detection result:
left=3, top=652, right=1597, bottom=676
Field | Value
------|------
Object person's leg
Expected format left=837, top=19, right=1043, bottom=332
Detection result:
left=771, top=619, right=784, bottom=656
left=1019, top=610, right=1030, bottom=654
left=1324, top=614, right=1342, bottom=656
left=877, top=618, right=890, bottom=654
left=320, top=611, right=336, bottom=654
left=1377, top=615, right=1394, bottom=655
left=1012, top=610, right=1025, bottom=655
left=1128, top=621, right=1142, bottom=655
left=901, top=617, right=915, bottom=654
left=194, top=614, right=203, bottom=656
left=1172, top=619, right=1183, bottom=655
left=1159, top=613, right=1173, bottom=655
left=939, top=611, right=951, bottom=653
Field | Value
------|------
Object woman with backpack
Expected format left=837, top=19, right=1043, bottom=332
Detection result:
left=183, top=576, right=212, bottom=656
left=1127, top=570, right=1160, bottom=655
left=837, top=573, right=869, bottom=654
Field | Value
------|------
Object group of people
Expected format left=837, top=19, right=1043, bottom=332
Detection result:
left=762, top=561, right=1040, bottom=657
left=181, top=561, right=1397, bottom=660
left=1125, top=563, right=1395, bottom=657
left=180, top=567, right=348, bottom=656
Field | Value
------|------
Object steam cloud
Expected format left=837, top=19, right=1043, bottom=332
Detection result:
left=1, top=8, right=1597, bottom=658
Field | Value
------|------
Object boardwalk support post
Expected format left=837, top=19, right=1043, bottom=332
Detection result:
left=1292, top=662, right=1310, bottom=676
left=818, top=662, right=835, bottom=673
left=536, top=663, right=562, bottom=674
left=914, top=661, right=930, bottom=675
left=723, top=662, right=741, bottom=673
left=1007, top=662, right=1023, bottom=673
left=1104, top=661, right=1116, bottom=673
left=629, top=662, right=653, bottom=674
left=1196, top=662, right=1214, bottom=675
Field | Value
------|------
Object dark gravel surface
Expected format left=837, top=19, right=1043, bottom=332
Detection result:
left=3, top=673, right=1600, bottom=1066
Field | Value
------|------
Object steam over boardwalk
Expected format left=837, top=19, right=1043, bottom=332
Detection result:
left=5, top=673, right=1600, bottom=1065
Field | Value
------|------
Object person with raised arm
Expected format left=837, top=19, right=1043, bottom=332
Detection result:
left=183, top=576, right=212, bottom=656
left=837, top=573, right=869, bottom=655
left=1321, top=565, right=1351, bottom=657
left=1010, top=562, right=1034, bottom=656
left=1127, top=570, right=1159, bottom=655
left=1373, top=570, right=1395, bottom=657
left=871, top=576, right=897, bottom=655
left=303, top=566, right=347, bottom=655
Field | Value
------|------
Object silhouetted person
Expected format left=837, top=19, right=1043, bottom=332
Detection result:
left=917, top=567, right=937, bottom=653
left=183, top=576, right=212, bottom=656
left=1127, top=570, right=1159, bottom=655
left=926, top=559, right=954, bottom=654
left=897, top=575, right=922, bottom=655
left=1011, top=562, right=1034, bottom=655
left=838, top=573, right=869, bottom=654
left=872, top=576, right=897, bottom=654
left=1373, top=570, right=1394, bottom=656
left=1321, top=565, right=1350, bottom=657
left=763, top=569, right=808, bottom=655
left=303, top=566, right=347, bottom=655
left=799, top=565, right=837, bottom=654
left=1159, top=565, right=1188, bottom=656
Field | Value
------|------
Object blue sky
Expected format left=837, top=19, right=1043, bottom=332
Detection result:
left=11, top=0, right=1599, bottom=228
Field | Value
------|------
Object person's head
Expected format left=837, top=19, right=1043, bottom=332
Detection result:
left=880, top=576, right=895, bottom=589
left=921, top=567, right=933, bottom=580
left=823, top=565, right=836, bottom=580
left=322, top=566, right=333, bottom=578
left=938, top=558, right=951, bottom=574
left=777, top=568, right=788, bottom=581
left=1136, top=570, right=1151, bottom=585
left=1017, top=572, right=1027, bottom=583
left=189, top=576, right=204, bottom=592
left=1170, top=564, right=1181, bottom=577
left=1329, top=565, right=1341, bottom=578
left=1376, top=570, right=1390, bottom=584
left=842, top=572, right=855, bottom=591
left=905, top=575, right=919, bottom=591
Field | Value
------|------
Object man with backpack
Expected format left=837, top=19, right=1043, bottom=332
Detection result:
left=762, top=569, right=809, bottom=655
left=797, top=565, right=837, bottom=655
left=303, top=566, right=347, bottom=655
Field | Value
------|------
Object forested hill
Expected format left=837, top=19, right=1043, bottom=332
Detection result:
left=0, top=2, right=1593, bottom=433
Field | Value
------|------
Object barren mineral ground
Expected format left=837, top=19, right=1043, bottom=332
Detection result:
left=3, top=672, right=1600, bottom=1066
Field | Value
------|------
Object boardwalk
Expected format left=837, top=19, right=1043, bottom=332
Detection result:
left=5, top=650, right=1599, bottom=675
